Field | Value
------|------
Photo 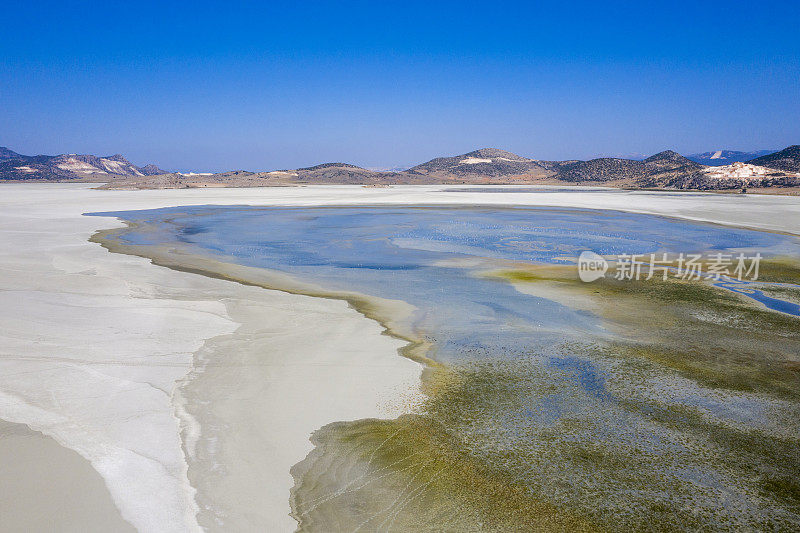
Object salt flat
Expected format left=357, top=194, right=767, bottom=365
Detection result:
left=0, top=183, right=797, bottom=532
left=0, top=184, right=420, bottom=531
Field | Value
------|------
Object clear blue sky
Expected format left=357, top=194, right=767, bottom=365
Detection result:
left=2, top=1, right=798, bottom=172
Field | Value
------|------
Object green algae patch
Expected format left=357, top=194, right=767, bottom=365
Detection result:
left=290, top=413, right=598, bottom=532
left=291, top=358, right=800, bottom=532
left=490, top=255, right=800, bottom=286
left=755, top=256, right=800, bottom=284
left=484, top=264, right=800, bottom=398
left=290, top=363, right=598, bottom=532
left=418, top=360, right=800, bottom=531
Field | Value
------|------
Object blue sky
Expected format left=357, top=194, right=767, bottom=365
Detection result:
left=1, top=1, right=798, bottom=172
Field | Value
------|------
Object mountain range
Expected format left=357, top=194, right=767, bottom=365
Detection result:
left=0, top=148, right=166, bottom=181
left=1, top=145, right=798, bottom=192
left=686, top=150, right=776, bottom=166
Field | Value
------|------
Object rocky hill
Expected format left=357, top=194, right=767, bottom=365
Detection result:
left=747, top=145, right=800, bottom=172
left=267, top=163, right=420, bottom=185
left=551, top=150, right=705, bottom=186
left=687, top=149, right=775, bottom=166
left=643, top=150, right=703, bottom=170
left=140, top=164, right=167, bottom=175
left=0, top=147, right=24, bottom=162
left=636, top=151, right=708, bottom=188
left=553, top=157, right=646, bottom=182
left=408, top=148, right=551, bottom=179
left=0, top=147, right=167, bottom=180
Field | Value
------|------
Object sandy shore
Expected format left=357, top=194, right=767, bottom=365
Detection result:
left=0, top=182, right=798, bottom=532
